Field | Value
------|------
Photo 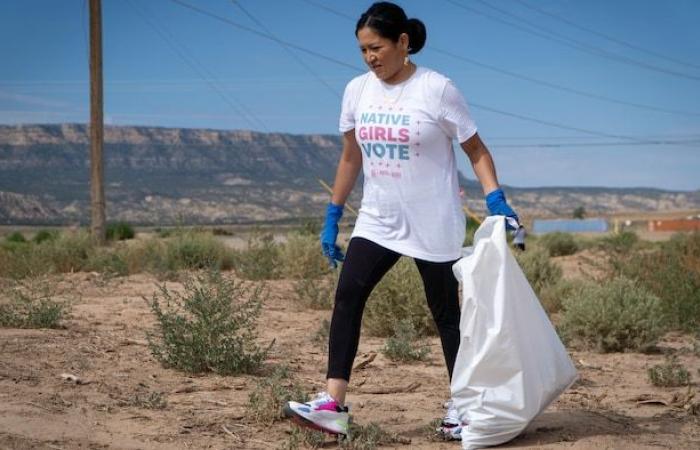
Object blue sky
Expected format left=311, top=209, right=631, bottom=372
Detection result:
left=1, top=0, right=699, bottom=191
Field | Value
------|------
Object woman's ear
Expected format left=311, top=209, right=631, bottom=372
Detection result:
left=399, top=32, right=410, bottom=52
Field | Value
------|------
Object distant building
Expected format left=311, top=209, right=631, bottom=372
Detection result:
left=532, top=218, right=608, bottom=234
left=648, top=219, right=700, bottom=232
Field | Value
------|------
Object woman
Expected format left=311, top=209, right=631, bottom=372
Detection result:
left=284, top=1, right=518, bottom=440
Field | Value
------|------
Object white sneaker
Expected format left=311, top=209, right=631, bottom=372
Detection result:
left=284, top=391, right=349, bottom=436
left=436, top=399, right=467, bottom=440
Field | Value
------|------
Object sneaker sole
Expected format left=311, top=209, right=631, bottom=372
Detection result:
left=283, top=404, right=347, bottom=437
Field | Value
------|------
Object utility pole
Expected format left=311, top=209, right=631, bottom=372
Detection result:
left=89, top=0, right=105, bottom=244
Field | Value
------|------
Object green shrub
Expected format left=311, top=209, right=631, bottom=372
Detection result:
left=293, top=272, right=336, bottom=310
left=538, top=278, right=583, bottom=315
left=117, top=238, right=173, bottom=277
left=247, top=366, right=307, bottom=425
left=106, top=222, right=135, bottom=241
left=85, top=248, right=129, bottom=277
left=312, top=319, right=330, bottom=344
left=341, top=422, right=406, bottom=450
left=155, top=227, right=174, bottom=238
left=280, top=232, right=329, bottom=279
left=5, top=231, right=27, bottom=244
left=0, top=279, right=69, bottom=329
left=145, top=271, right=267, bottom=375
left=0, top=230, right=98, bottom=278
left=0, top=243, right=42, bottom=279
left=295, top=217, right=321, bottom=237
left=381, top=319, right=430, bottom=362
left=118, top=389, right=168, bottom=410
left=234, top=230, right=281, bottom=280
left=559, top=277, right=665, bottom=352
left=165, top=230, right=234, bottom=271
left=463, top=218, right=480, bottom=247
left=42, top=230, right=95, bottom=273
left=514, top=247, right=563, bottom=301
left=32, top=230, right=58, bottom=244
left=279, top=425, right=327, bottom=450
left=211, top=227, right=234, bottom=236
left=648, top=356, right=691, bottom=387
left=363, top=258, right=436, bottom=337
left=539, top=232, right=579, bottom=257
left=598, top=231, right=639, bottom=254
left=609, top=232, right=700, bottom=331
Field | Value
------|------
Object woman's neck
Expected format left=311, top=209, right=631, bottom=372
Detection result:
left=384, top=62, right=416, bottom=85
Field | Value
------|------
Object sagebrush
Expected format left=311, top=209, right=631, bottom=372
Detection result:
left=0, top=279, right=70, bottom=329
left=247, top=366, right=307, bottom=425
left=514, top=247, right=564, bottom=313
left=559, top=276, right=665, bottom=352
left=106, top=222, right=135, bottom=241
left=539, top=232, right=579, bottom=257
left=608, top=232, right=700, bottom=331
left=363, top=258, right=436, bottom=337
left=164, top=229, right=234, bottom=271
left=293, top=272, right=336, bottom=310
left=381, top=319, right=430, bottom=362
left=145, top=271, right=267, bottom=375
left=341, top=422, right=406, bottom=450
left=648, top=356, right=691, bottom=387
left=280, top=232, right=329, bottom=279
left=234, top=230, right=281, bottom=280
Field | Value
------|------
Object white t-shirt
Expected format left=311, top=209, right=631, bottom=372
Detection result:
left=339, top=66, right=477, bottom=262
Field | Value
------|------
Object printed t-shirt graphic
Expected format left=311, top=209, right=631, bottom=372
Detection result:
left=339, top=67, right=477, bottom=262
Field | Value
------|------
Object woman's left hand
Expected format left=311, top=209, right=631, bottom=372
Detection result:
left=486, top=187, right=519, bottom=230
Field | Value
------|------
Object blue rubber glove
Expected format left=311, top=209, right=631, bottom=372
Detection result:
left=486, top=188, right=519, bottom=231
left=320, top=202, right=345, bottom=268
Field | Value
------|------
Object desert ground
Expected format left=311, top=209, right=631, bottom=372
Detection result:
left=0, top=242, right=699, bottom=450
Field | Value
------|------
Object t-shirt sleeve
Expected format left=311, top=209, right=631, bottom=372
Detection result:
left=438, top=81, right=477, bottom=143
left=339, top=79, right=357, bottom=133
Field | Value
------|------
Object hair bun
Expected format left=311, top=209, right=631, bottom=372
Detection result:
left=406, top=18, right=426, bottom=54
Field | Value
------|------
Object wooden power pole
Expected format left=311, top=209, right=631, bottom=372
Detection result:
left=89, top=0, right=105, bottom=244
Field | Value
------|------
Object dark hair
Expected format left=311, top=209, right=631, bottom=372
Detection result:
left=355, top=2, right=426, bottom=54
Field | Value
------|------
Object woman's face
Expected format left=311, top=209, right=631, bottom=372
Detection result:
left=357, top=26, right=409, bottom=83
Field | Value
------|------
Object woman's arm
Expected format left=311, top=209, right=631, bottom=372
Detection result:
left=460, top=132, right=499, bottom=195
left=331, top=130, right=363, bottom=205
left=461, top=132, right=520, bottom=227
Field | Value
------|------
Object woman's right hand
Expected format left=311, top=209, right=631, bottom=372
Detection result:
left=320, top=202, right=345, bottom=268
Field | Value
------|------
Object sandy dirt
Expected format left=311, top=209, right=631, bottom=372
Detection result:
left=1, top=263, right=699, bottom=449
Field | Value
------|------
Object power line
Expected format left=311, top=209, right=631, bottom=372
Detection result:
left=168, top=0, right=362, bottom=72
left=487, top=133, right=700, bottom=141
left=514, top=0, right=700, bottom=71
left=490, top=139, right=700, bottom=148
left=430, top=46, right=700, bottom=117
left=469, top=101, right=664, bottom=144
left=299, top=0, right=700, bottom=117
left=301, top=0, right=355, bottom=21
left=446, top=0, right=700, bottom=82
left=127, top=0, right=267, bottom=131
left=167, top=0, right=692, bottom=145
left=229, top=0, right=340, bottom=99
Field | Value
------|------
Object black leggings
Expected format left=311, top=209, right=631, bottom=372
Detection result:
left=327, top=237, right=461, bottom=382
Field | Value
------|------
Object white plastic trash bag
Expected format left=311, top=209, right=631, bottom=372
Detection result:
left=450, top=216, right=577, bottom=449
